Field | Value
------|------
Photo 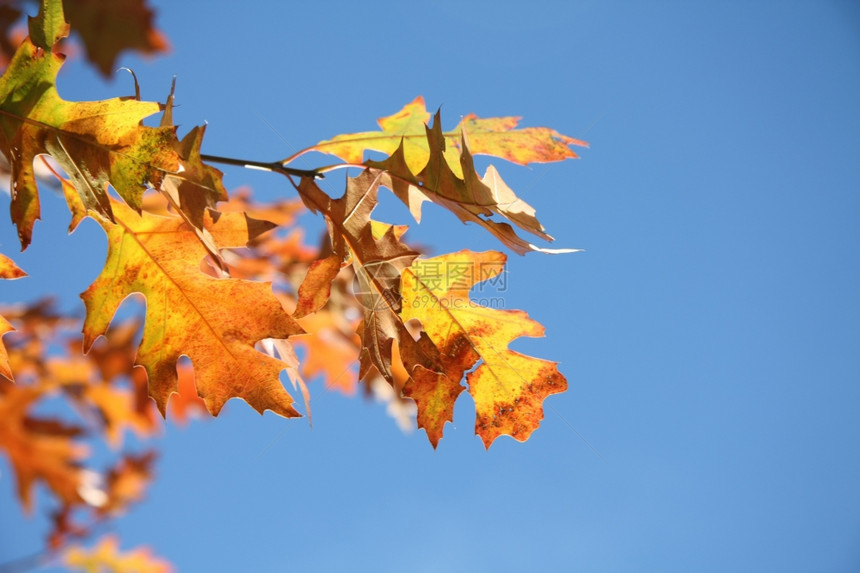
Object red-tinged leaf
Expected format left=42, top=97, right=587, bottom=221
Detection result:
left=451, top=113, right=588, bottom=165
left=64, top=535, right=173, bottom=573
left=401, top=250, right=567, bottom=447
left=216, top=187, right=305, bottom=229
left=81, top=201, right=304, bottom=418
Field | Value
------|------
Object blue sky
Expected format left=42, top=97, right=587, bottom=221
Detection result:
left=2, top=1, right=860, bottom=571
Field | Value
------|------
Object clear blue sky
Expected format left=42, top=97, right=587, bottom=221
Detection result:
left=2, top=1, right=859, bottom=571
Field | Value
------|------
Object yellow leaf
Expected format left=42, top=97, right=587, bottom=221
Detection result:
left=65, top=535, right=172, bottom=573
left=0, top=0, right=178, bottom=248
left=402, top=250, right=567, bottom=447
left=300, top=96, right=587, bottom=177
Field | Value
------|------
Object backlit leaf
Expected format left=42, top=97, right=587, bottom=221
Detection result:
left=402, top=250, right=567, bottom=447
left=81, top=201, right=304, bottom=418
left=302, top=96, right=586, bottom=176
left=0, top=0, right=178, bottom=248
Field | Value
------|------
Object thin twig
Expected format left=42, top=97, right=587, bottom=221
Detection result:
left=199, top=154, right=324, bottom=179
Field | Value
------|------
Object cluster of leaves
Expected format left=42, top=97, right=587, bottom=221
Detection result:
left=0, top=0, right=586, bottom=569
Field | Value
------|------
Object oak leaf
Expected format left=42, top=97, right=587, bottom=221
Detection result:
left=0, top=0, right=178, bottom=248
left=401, top=250, right=567, bottom=447
left=302, top=96, right=586, bottom=176
left=368, top=111, right=577, bottom=255
left=297, top=171, right=441, bottom=385
left=81, top=201, right=304, bottom=418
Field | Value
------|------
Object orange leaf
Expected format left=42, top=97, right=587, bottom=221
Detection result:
left=0, top=251, right=26, bottom=278
left=0, top=378, right=88, bottom=511
left=81, top=201, right=304, bottom=418
left=293, top=310, right=359, bottom=395
left=166, top=364, right=210, bottom=425
left=46, top=356, right=155, bottom=447
left=402, top=250, right=567, bottom=447
left=293, top=253, right=343, bottom=318
left=0, top=253, right=24, bottom=380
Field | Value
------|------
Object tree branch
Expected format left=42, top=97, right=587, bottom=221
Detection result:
left=200, top=154, right=324, bottom=179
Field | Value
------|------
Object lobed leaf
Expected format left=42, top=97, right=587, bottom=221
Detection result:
left=0, top=0, right=179, bottom=247
left=401, top=250, right=567, bottom=447
left=301, top=95, right=586, bottom=177
left=81, top=201, right=304, bottom=418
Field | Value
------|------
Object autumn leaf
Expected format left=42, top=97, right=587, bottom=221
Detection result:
left=165, top=364, right=210, bottom=425
left=368, top=111, right=577, bottom=255
left=46, top=355, right=154, bottom=447
left=0, top=251, right=26, bottom=278
left=293, top=253, right=344, bottom=318
left=65, top=535, right=172, bottom=573
left=158, top=82, right=230, bottom=261
left=216, top=187, right=305, bottom=229
left=297, top=171, right=441, bottom=385
left=0, top=252, right=25, bottom=379
left=0, top=377, right=89, bottom=511
left=98, top=451, right=156, bottom=517
left=401, top=250, right=567, bottom=447
left=298, top=95, right=587, bottom=177
left=81, top=201, right=304, bottom=418
left=0, top=314, right=14, bottom=380
left=63, top=0, right=169, bottom=78
left=293, top=309, right=360, bottom=395
left=0, top=0, right=178, bottom=248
